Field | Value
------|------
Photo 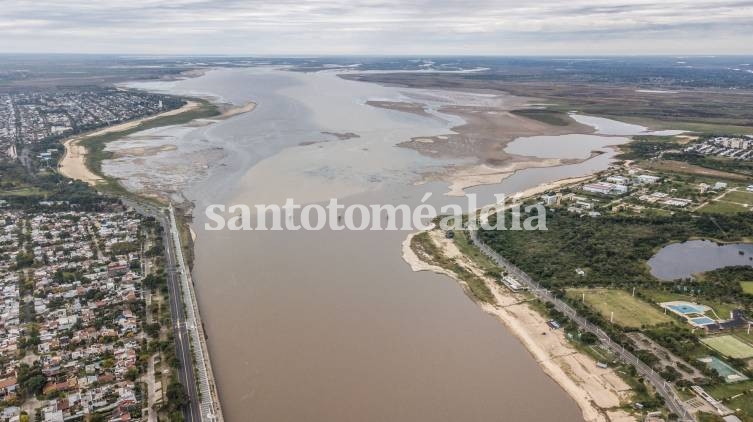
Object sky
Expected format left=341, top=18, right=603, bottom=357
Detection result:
left=1, top=0, right=752, bottom=55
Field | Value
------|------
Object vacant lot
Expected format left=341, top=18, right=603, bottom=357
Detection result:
left=567, top=288, right=672, bottom=328
left=701, top=335, right=753, bottom=359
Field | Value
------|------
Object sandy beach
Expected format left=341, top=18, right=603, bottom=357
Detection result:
left=59, top=101, right=200, bottom=185
left=59, top=99, right=258, bottom=187
left=401, top=175, right=638, bottom=422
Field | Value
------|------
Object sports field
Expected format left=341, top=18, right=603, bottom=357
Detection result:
left=567, top=288, right=672, bottom=328
left=701, top=335, right=753, bottom=359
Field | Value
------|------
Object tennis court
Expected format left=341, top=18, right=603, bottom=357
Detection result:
left=699, top=356, right=749, bottom=383
left=690, top=316, right=717, bottom=326
left=664, top=302, right=710, bottom=315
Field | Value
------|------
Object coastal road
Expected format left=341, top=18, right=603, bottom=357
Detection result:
left=163, top=221, right=203, bottom=422
left=127, top=200, right=202, bottom=422
left=469, top=229, right=695, bottom=421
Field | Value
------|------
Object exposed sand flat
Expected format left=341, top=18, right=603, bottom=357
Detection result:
left=370, top=97, right=597, bottom=197
left=60, top=137, right=104, bottom=185
left=398, top=105, right=592, bottom=163
left=215, top=101, right=256, bottom=120
left=59, top=101, right=200, bottom=185
left=441, top=159, right=570, bottom=196
left=365, top=100, right=431, bottom=117
left=402, top=176, right=636, bottom=422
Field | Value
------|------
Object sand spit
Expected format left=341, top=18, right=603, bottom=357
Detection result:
left=215, top=101, right=256, bottom=120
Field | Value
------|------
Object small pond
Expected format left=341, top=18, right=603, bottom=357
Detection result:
left=648, top=240, right=753, bottom=280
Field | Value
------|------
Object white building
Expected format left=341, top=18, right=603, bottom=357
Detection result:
left=634, top=174, right=661, bottom=185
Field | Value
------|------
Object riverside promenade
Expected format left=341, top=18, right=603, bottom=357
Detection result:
left=167, top=204, right=225, bottom=422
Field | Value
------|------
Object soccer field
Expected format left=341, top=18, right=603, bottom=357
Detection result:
left=702, top=335, right=753, bottom=359
left=567, top=288, right=672, bottom=328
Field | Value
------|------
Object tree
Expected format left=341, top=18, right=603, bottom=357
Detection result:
left=166, top=380, right=189, bottom=412
left=580, top=332, right=598, bottom=345
left=16, top=363, right=46, bottom=398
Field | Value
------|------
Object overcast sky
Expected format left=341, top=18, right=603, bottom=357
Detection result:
left=1, top=0, right=752, bottom=55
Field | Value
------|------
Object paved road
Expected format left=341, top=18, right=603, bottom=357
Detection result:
left=127, top=200, right=202, bottom=422
left=163, top=221, right=203, bottom=422
left=469, top=228, right=695, bottom=421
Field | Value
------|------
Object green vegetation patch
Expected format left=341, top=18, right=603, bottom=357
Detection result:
left=697, top=201, right=749, bottom=215
left=510, top=109, right=572, bottom=126
left=701, top=335, right=753, bottom=359
left=706, top=379, right=753, bottom=412
left=410, top=231, right=495, bottom=304
left=479, top=210, right=753, bottom=288
left=741, top=281, right=753, bottom=295
left=566, top=288, right=672, bottom=328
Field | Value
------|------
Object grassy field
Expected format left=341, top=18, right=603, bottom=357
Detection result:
left=0, top=187, right=47, bottom=197
left=741, top=281, right=753, bottom=295
left=723, top=190, right=753, bottom=205
left=706, top=379, right=753, bottom=415
left=566, top=288, right=672, bottom=328
left=639, top=160, right=749, bottom=181
left=701, top=335, right=753, bottom=359
left=618, top=116, right=753, bottom=135
left=697, top=200, right=749, bottom=215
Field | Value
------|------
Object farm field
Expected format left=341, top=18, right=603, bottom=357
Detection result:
left=567, top=288, right=672, bottom=328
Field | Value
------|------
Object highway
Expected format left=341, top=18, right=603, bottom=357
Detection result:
left=468, top=228, right=695, bottom=422
left=162, top=216, right=203, bottom=422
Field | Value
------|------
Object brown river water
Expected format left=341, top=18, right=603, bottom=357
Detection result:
left=108, top=67, right=645, bottom=421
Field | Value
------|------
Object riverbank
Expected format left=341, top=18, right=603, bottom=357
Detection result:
left=56, top=94, right=256, bottom=421
left=59, top=100, right=202, bottom=187
left=402, top=175, right=639, bottom=422
left=58, top=99, right=257, bottom=201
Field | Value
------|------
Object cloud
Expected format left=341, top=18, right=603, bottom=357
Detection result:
left=0, top=0, right=752, bottom=54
